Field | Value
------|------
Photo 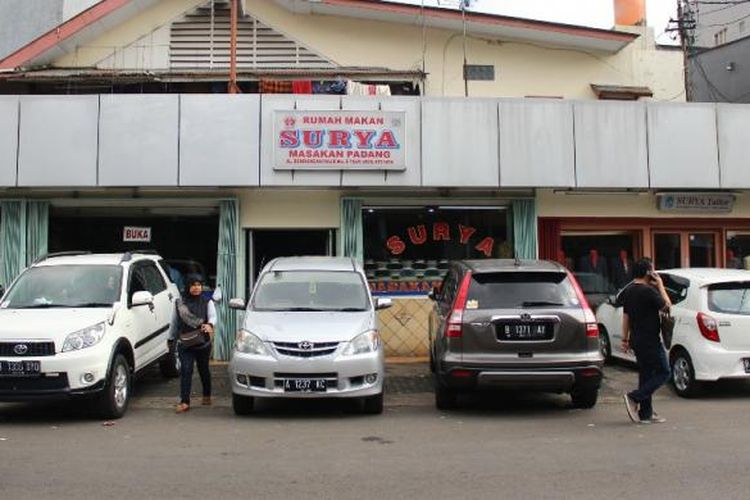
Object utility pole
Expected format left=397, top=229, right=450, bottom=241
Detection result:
left=672, top=0, right=696, bottom=101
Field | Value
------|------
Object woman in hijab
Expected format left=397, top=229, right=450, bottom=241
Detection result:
left=175, top=279, right=217, bottom=413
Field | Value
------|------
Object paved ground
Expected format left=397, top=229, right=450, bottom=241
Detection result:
left=1, top=360, right=749, bottom=499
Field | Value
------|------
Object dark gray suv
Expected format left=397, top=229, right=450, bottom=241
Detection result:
left=428, top=259, right=604, bottom=409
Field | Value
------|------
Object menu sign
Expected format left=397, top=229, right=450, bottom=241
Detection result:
left=274, top=110, right=406, bottom=170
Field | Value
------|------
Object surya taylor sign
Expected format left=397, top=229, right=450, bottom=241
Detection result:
left=657, top=193, right=735, bottom=213
left=274, top=110, right=406, bottom=170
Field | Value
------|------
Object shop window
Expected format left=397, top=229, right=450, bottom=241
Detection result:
left=560, top=232, right=637, bottom=295
left=363, top=206, right=510, bottom=296
left=726, top=232, right=750, bottom=270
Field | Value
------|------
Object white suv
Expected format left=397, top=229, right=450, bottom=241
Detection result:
left=0, top=251, right=180, bottom=418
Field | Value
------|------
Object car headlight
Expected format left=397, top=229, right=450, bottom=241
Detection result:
left=235, top=330, right=270, bottom=356
left=62, top=322, right=106, bottom=352
left=341, top=330, right=380, bottom=356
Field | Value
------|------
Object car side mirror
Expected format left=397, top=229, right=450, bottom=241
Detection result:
left=607, top=295, right=619, bottom=307
left=131, top=291, right=154, bottom=308
left=428, top=286, right=441, bottom=301
left=229, top=298, right=246, bottom=310
left=375, top=297, right=392, bottom=310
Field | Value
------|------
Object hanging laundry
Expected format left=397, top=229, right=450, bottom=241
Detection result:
left=292, top=80, right=313, bottom=94
left=260, top=79, right=293, bottom=94
left=346, top=81, right=392, bottom=96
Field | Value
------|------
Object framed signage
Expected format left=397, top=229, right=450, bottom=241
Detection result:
left=123, top=226, right=152, bottom=242
left=273, top=110, right=406, bottom=170
left=657, top=193, right=734, bottom=213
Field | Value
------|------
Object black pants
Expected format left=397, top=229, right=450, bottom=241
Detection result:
left=178, top=343, right=212, bottom=405
left=629, top=342, right=670, bottom=420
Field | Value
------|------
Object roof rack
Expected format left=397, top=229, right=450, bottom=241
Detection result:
left=120, top=249, right=160, bottom=263
left=32, top=251, right=91, bottom=265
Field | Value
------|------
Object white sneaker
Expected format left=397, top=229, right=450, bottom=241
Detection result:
left=623, top=394, right=639, bottom=423
left=649, top=413, right=667, bottom=424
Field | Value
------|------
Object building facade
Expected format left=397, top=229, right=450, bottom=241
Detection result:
left=1, top=0, right=724, bottom=360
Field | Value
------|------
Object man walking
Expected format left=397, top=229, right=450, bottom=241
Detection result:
left=619, top=258, right=672, bottom=424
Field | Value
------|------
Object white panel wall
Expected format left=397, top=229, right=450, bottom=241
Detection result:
left=260, top=95, right=342, bottom=187
left=717, top=104, right=750, bottom=188
left=422, top=98, right=499, bottom=187
left=99, top=94, right=179, bottom=186
left=574, top=101, right=649, bottom=188
left=0, top=96, right=18, bottom=187
left=18, top=95, right=98, bottom=187
left=648, top=103, right=720, bottom=189
left=499, top=99, right=575, bottom=187
left=179, top=94, right=260, bottom=186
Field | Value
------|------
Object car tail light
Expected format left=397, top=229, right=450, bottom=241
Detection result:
left=445, top=271, right=473, bottom=339
left=567, top=271, right=599, bottom=338
left=697, top=312, right=720, bottom=342
left=451, top=369, right=473, bottom=378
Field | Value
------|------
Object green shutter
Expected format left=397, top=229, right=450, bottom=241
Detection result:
left=213, top=199, right=239, bottom=361
left=512, top=199, right=538, bottom=260
left=340, top=198, right=363, bottom=261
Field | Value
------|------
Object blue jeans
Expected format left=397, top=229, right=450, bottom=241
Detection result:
left=178, top=343, right=212, bottom=405
left=629, top=343, right=670, bottom=420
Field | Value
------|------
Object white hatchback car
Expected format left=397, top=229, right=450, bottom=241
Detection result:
left=0, top=251, right=180, bottom=418
left=596, top=268, right=750, bottom=397
left=229, top=257, right=391, bottom=415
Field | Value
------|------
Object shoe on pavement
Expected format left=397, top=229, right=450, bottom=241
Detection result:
left=623, top=394, right=639, bottom=423
left=202, top=396, right=212, bottom=406
left=175, top=403, right=190, bottom=413
left=649, top=413, right=667, bottom=424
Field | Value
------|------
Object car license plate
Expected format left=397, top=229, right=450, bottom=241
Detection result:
left=743, top=358, right=750, bottom=374
left=496, top=322, right=553, bottom=341
left=0, top=360, right=41, bottom=376
left=283, top=378, right=327, bottom=392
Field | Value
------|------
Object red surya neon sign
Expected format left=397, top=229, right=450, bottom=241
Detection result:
left=386, top=222, right=495, bottom=257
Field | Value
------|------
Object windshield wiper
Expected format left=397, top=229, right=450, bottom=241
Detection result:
left=521, top=301, right=564, bottom=307
left=15, top=304, right=69, bottom=309
left=274, top=307, right=325, bottom=312
left=69, top=302, right=113, bottom=308
left=330, top=307, right=367, bottom=312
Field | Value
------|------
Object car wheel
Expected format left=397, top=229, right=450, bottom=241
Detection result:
left=435, top=382, right=458, bottom=410
left=361, top=392, right=384, bottom=414
left=96, top=354, right=131, bottom=419
left=158, top=340, right=180, bottom=378
left=671, top=350, right=701, bottom=398
left=232, top=393, right=255, bottom=415
left=571, top=385, right=599, bottom=409
left=598, top=325, right=612, bottom=362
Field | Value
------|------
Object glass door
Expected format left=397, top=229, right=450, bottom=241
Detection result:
left=653, top=231, right=718, bottom=269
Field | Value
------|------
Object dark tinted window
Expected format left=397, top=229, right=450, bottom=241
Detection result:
left=141, top=263, right=167, bottom=295
left=707, top=282, right=750, bottom=315
left=128, top=266, right=148, bottom=297
left=659, top=273, right=689, bottom=305
left=439, top=270, right=458, bottom=306
left=467, top=272, right=579, bottom=309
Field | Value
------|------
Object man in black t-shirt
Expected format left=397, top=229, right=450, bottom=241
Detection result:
left=618, top=258, right=672, bottom=424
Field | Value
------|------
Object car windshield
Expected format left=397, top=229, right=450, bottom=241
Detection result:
left=2, top=265, right=122, bottom=309
left=707, top=282, right=750, bottom=315
left=467, top=272, right=579, bottom=309
left=252, top=270, right=369, bottom=312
